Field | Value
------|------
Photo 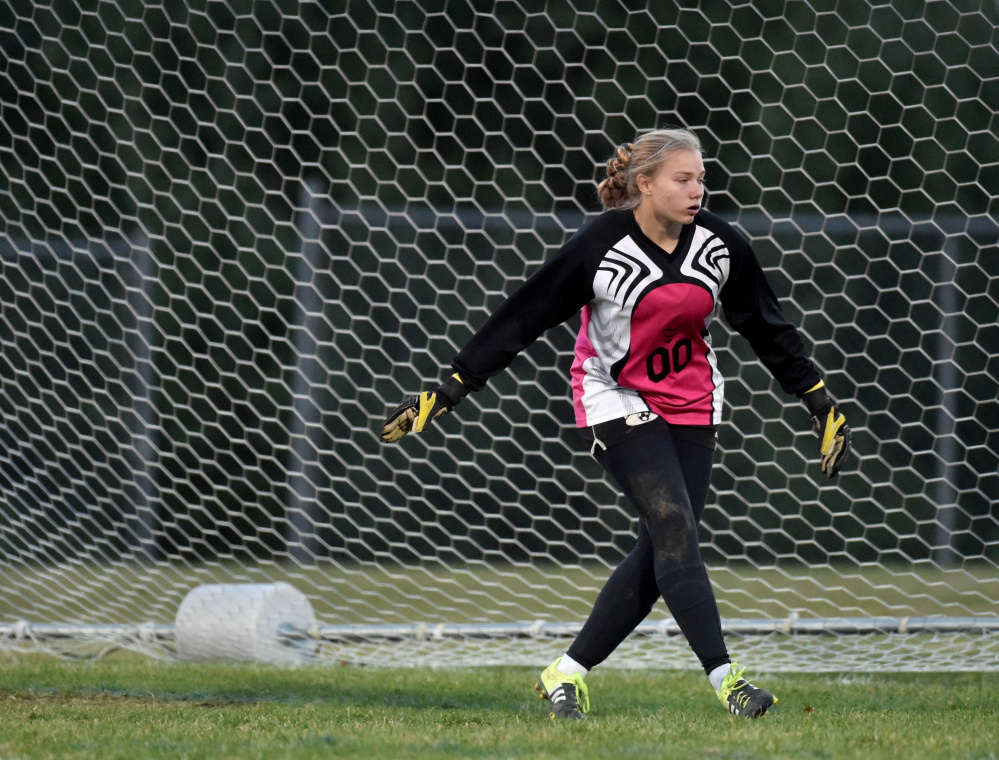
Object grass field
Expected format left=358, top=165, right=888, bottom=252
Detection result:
left=1, top=653, right=997, bottom=760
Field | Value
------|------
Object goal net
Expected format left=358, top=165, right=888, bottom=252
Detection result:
left=1, top=0, right=997, bottom=671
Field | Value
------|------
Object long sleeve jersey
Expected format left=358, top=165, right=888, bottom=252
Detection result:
left=451, top=208, right=821, bottom=428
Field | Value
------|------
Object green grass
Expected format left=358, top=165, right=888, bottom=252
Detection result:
left=1, top=653, right=997, bottom=760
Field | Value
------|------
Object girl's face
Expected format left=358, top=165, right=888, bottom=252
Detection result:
left=636, top=149, right=706, bottom=230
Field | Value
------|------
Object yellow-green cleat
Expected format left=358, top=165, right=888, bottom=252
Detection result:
left=535, top=656, right=590, bottom=720
left=717, top=663, right=776, bottom=718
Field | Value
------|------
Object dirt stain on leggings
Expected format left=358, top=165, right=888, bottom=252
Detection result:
left=629, top=471, right=697, bottom=568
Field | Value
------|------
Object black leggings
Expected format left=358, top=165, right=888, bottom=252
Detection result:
left=567, top=418, right=729, bottom=675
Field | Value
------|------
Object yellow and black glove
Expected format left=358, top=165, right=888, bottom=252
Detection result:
left=380, top=373, right=469, bottom=442
left=801, top=380, right=851, bottom=478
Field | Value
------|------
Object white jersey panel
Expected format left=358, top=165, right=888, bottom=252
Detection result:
left=577, top=355, right=651, bottom=426
left=680, top=226, right=731, bottom=300
left=703, top=328, right=725, bottom=426
left=586, top=235, right=663, bottom=369
left=682, top=225, right=730, bottom=425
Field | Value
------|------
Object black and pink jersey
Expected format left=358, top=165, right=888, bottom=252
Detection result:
left=452, top=208, right=820, bottom=429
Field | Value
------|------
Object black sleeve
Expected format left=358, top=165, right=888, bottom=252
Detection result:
left=450, top=239, right=596, bottom=391
left=718, top=227, right=821, bottom=397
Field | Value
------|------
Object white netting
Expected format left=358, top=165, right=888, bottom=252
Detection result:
left=1, top=0, right=997, bottom=671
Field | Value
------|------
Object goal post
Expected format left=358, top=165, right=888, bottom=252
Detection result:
left=1, top=1, right=998, bottom=671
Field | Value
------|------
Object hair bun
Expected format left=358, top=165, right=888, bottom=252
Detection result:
left=608, top=142, right=633, bottom=177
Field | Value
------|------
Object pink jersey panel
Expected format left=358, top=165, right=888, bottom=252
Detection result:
left=613, top=282, right=717, bottom=425
left=570, top=304, right=596, bottom=425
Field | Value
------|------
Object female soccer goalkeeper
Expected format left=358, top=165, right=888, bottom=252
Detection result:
left=380, top=127, right=851, bottom=720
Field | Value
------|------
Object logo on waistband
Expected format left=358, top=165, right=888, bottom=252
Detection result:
left=625, top=412, right=654, bottom=426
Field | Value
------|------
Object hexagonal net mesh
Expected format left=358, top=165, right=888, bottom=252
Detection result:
left=1, top=0, right=997, bottom=671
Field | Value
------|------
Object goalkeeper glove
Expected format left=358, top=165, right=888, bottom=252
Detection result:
left=801, top=380, right=852, bottom=478
left=380, top=373, right=469, bottom=442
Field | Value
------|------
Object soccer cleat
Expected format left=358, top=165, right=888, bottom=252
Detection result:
left=716, top=663, right=776, bottom=718
left=535, top=656, right=590, bottom=720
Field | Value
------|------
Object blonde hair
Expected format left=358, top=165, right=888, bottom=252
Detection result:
left=597, top=128, right=703, bottom=210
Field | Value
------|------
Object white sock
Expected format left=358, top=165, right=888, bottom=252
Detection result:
left=709, top=662, right=733, bottom=692
left=557, top=653, right=589, bottom=678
